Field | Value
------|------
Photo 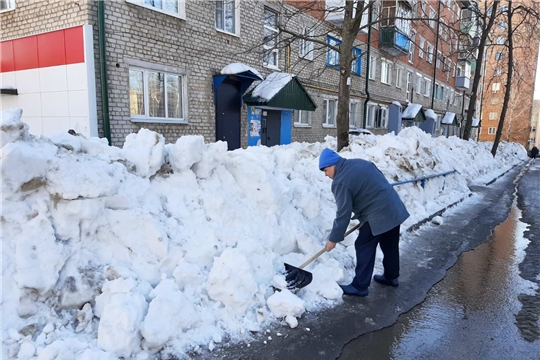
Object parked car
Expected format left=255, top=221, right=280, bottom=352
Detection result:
left=349, top=128, right=373, bottom=136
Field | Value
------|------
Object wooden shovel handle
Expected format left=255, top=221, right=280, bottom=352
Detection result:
left=298, top=222, right=362, bottom=269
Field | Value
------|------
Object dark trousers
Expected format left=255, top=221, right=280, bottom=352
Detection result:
left=351, top=222, right=400, bottom=290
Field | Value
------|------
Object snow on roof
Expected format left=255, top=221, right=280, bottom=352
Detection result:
left=392, top=101, right=403, bottom=108
left=251, top=72, right=294, bottom=101
left=441, top=112, right=456, bottom=125
left=220, top=63, right=263, bottom=80
left=472, top=117, right=480, bottom=127
left=402, top=103, right=423, bottom=119
left=425, top=109, right=437, bottom=121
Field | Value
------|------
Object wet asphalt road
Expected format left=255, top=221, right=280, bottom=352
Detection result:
left=195, top=160, right=539, bottom=360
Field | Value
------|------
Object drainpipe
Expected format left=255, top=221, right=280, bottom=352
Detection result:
left=362, top=2, right=373, bottom=129
left=431, top=0, right=441, bottom=109
left=98, top=0, right=112, bottom=145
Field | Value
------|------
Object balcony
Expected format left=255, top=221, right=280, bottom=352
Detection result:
left=379, top=26, right=410, bottom=57
left=456, top=76, right=471, bottom=91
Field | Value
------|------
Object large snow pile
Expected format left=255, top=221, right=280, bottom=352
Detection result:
left=1, top=109, right=527, bottom=359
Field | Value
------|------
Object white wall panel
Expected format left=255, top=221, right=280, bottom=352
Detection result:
left=42, top=116, right=70, bottom=135
left=16, top=69, right=40, bottom=94
left=39, top=65, right=68, bottom=92
left=68, top=90, right=89, bottom=117
left=17, top=93, right=42, bottom=117
left=41, top=92, right=69, bottom=117
left=66, top=63, right=88, bottom=91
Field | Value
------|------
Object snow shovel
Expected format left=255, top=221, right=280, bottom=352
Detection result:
left=285, top=223, right=362, bottom=290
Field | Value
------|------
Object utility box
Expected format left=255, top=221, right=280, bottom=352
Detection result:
left=419, top=118, right=436, bottom=135
left=387, top=102, right=403, bottom=134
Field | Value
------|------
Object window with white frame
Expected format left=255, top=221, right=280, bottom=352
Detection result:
left=350, top=102, right=359, bottom=127
left=263, top=8, right=279, bottom=68
left=489, top=112, right=498, bottom=120
left=126, top=0, right=185, bottom=18
left=496, top=36, right=505, bottom=45
left=323, top=99, right=337, bottom=126
left=488, top=127, right=496, bottom=134
left=492, top=82, right=501, bottom=93
left=0, top=0, right=16, bottom=12
left=294, top=110, right=311, bottom=126
left=424, top=78, right=431, bottom=96
left=376, top=106, right=388, bottom=128
left=491, top=97, right=499, bottom=105
left=396, top=67, right=402, bottom=88
left=299, top=26, right=314, bottom=60
left=416, top=73, right=422, bottom=94
left=381, top=58, right=392, bottom=84
left=408, top=31, right=416, bottom=63
left=494, top=67, right=502, bottom=76
left=427, top=44, right=434, bottom=63
left=436, top=51, right=441, bottom=68
left=495, top=52, right=503, bottom=61
left=366, top=103, right=378, bottom=128
left=215, top=0, right=239, bottom=34
left=418, top=37, right=425, bottom=59
left=434, top=83, right=439, bottom=99
left=369, top=55, right=377, bottom=80
left=429, top=7, right=436, bottom=28
left=129, top=67, right=186, bottom=122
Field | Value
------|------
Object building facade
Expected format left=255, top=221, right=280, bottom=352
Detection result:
left=1, top=0, right=476, bottom=148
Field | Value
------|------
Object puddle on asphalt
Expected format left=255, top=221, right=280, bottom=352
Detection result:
left=340, top=194, right=539, bottom=359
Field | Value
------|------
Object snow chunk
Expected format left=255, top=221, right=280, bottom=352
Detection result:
left=206, top=248, right=258, bottom=313
left=167, top=135, right=205, bottom=172
left=97, top=292, right=148, bottom=358
left=122, top=128, right=166, bottom=178
left=402, top=103, right=423, bottom=119
left=267, top=289, right=305, bottom=318
left=1, top=108, right=29, bottom=146
left=251, top=72, right=293, bottom=101
left=221, top=63, right=263, bottom=80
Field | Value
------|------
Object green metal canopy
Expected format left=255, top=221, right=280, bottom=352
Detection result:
left=243, top=76, right=317, bottom=111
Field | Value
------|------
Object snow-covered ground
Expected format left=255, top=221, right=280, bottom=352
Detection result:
left=1, top=108, right=528, bottom=359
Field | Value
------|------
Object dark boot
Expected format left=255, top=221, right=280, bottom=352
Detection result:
left=373, top=274, right=399, bottom=287
left=339, top=284, right=369, bottom=297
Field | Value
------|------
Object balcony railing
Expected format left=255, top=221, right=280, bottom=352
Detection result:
left=456, top=76, right=471, bottom=91
left=379, top=26, right=410, bottom=57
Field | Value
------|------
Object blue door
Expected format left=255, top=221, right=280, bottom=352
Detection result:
left=216, top=79, right=241, bottom=150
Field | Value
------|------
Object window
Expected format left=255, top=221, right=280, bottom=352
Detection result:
left=369, top=55, right=377, bottom=80
left=294, top=110, right=311, bottom=126
left=215, top=0, right=239, bottom=34
left=323, top=99, right=337, bottom=126
left=435, top=83, right=439, bottom=99
left=408, top=31, right=416, bottom=63
left=494, top=67, right=502, bottom=76
left=418, top=37, right=425, bottom=59
left=424, top=78, right=431, bottom=96
left=350, top=102, right=358, bottom=127
left=488, top=127, right=496, bottom=135
left=489, top=112, right=498, bottom=120
left=376, top=106, right=388, bottom=128
left=0, top=0, right=15, bottom=12
left=352, top=48, right=362, bottom=76
left=396, top=67, right=402, bottom=88
left=497, top=37, right=505, bottom=45
left=495, top=52, right=503, bottom=61
left=406, top=72, right=413, bottom=101
left=299, top=26, right=314, bottom=60
left=429, top=7, right=436, bottom=28
left=498, top=21, right=506, bottom=29
left=427, top=44, right=434, bottom=63
left=381, top=58, right=392, bottom=84
left=440, top=86, right=445, bottom=101
left=492, top=82, right=501, bottom=93
left=491, top=98, right=499, bottom=105
left=436, top=51, right=441, bottom=68
left=500, top=5, right=508, bottom=12
left=416, top=73, right=422, bottom=94
left=127, top=0, right=185, bottom=18
left=263, top=8, right=279, bottom=68
left=366, top=103, right=378, bottom=128
left=129, top=67, right=186, bottom=122
left=326, top=36, right=341, bottom=68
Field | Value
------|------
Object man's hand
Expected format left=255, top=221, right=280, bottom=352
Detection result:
left=326, top=240, right=337, bottom=252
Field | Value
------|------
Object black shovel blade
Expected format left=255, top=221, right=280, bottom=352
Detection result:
left=284, top=263, right=313, bottom=290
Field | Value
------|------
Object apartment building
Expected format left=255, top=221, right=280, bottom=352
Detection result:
left=528, top=100, right=539, bottom=150
left=0, top=0, right=475, bottom=148
left=477, top=1, right=539, bottom=147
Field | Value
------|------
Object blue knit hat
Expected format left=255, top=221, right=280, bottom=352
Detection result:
left=319, top=148, right=341, bottom=170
